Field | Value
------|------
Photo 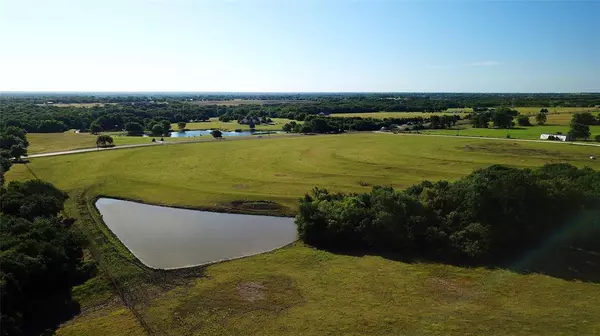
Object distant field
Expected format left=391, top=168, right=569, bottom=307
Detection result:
left=26, top=132, right=196, bottom=154
left=330, top=112, right=468, bottom=119
left=179, top=117, right=297, bottom=131
left=516, top=106, right=599, bottom=115
left=423, top=124, right=600, bottom=140
left=189, top=99, right=313, bottom=106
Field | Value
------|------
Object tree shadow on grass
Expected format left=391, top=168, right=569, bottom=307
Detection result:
left=22, top=289, right=81, bottom=336
left=329, top=239, right=600, bottom=284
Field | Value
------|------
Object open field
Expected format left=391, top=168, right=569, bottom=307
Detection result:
left=330, top=112, right=468, bottom=119
left=7, top=134, right=600, bottom=335
left=423, top=125, right=600, bottom=140
left=10, top=133, right=600, bottom=212
left=26, top=132, right=197, bottom=154
left=516, top=106, right=600, bottom=115
left=178, top=117, right=295, bottom=131
left=189, top=99, right=313, bottom=106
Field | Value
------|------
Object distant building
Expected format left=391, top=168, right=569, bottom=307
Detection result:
left=239, top=116, right=262, bottom=125
left=540, top=134, right=570, bottom=142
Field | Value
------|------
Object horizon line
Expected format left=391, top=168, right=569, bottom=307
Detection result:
left=1, top=90, right=599, bottom=95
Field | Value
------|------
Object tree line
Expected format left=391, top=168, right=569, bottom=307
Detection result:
left=3, top=92, right=600, bottom=107
left=296, top=164, right=600, bottom=265
left=2, top=93, right=599, bottom=133
left=1, top=127, right=89, bottom=335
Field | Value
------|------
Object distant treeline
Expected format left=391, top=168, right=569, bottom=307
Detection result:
left=3, top=92, right=600, bottom=107
left=296, top=164, right=600, bottom=265
left=1, top=93, right=599, bottom=133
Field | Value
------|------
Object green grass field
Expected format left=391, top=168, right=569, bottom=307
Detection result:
left=11, top=134, right=600, bottom=211
left=26, top=132, right=197, bottom=154
left=7, top=134, right=600, bottom=335
left=423, top=125, right=600, bottom=140
left=180, top=118, right=297, bottom=131
left=516, top=106, right=599, bottom=115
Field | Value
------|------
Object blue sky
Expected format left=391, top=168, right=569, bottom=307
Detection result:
left=1, top=0, right=598, bottom=92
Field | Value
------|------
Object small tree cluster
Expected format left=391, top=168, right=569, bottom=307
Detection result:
left=125, top=122, right=145, bottom=136
left=0, top=126, right=29, bottom=176
left=535, top=109, right=548, bottom=125
left=96, top=135, right=114, bottom=147
left=568, top=112, right=598, bottom=140
left=296, top=164, right=600, bottom=264
left=470, top=107, right=518, bottom=129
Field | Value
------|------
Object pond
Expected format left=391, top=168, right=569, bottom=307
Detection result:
left=95, top=198, right=297, bottom=269
left=170, top=130, right=281, bottom=137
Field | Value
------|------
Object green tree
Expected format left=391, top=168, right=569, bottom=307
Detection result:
left=211, top=130, right=223, bottom=138
left=0, top=150, right=12, bottom=185
left=517, top=115, right=532, bottom=126
left=177, top=121, right=187, bottom=131
left=282, top=121, right=297, bottom=132
left=124, top=122, right=144, bottom=136
left=471, top=112, right=491, bottom=128
left=160, top=120, right=171, bottom=135
left=571, top=112, right=597, bottom=125
left=595, top=135, right=600, bottom=143
left=535, top=111, right=548, bottom=125
left=311, top=118, right=330, bottom=133
left=0, top=179, right=69, bottom=219
left=430, top=115, right=441, bottom=129
left=300, top=124, right=312, bottom=134
left=96, top=135, right=114, bottom=147
left=90, top=122, right=102, bottom=134
left=568, top=122, right=590, bottom=140
left=3, top=126, right=28, bottom=147
left=151, top=124, right=164, bottom=136
left=0, top=134, right=24, bottom=150
left=492, top=108, right=518, bottom=128
left=9, top=144, right=27, bottom=162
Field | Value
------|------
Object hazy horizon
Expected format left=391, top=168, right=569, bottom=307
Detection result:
left=1, top=0, right=599, bottom=93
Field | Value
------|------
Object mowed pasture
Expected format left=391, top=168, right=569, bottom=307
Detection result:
left=11, top=133, right=600, bottom=211
left=26, top=132, right=196, bottom=154
left=8, top=134, right=600, bottom=335
left=423, top=125, right=600, bottom=140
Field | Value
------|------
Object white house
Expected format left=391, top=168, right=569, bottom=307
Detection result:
left=540, top=134, right=569, bottom=142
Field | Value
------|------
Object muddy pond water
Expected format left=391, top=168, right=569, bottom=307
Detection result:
left=95, top=198, right=297, bottom=269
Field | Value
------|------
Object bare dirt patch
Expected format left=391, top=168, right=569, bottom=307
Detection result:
left=174, top=275, right=304, bottom=321
left=237, top=282, right=266, bottom=302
